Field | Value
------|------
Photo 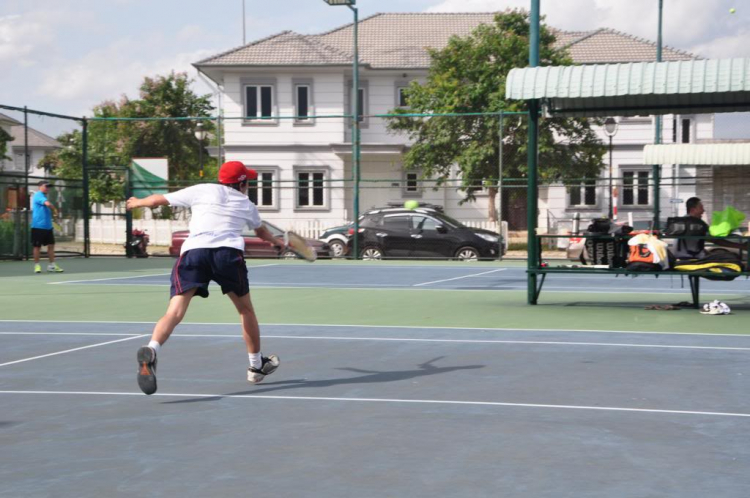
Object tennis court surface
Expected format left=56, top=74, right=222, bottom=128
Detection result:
left=2, top=258, right=750, bottom=497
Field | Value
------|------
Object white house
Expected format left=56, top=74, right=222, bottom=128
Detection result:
left=0, top=112, right=61, bottom=213
left=193, top=12, right=708, bottom=233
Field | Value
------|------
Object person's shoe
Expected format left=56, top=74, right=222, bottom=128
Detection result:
left=34, top=264, right=41, bottom=274
left=136, top=346, right=158, bottom=395
left=247, top=355, right=280, bottom=384
left=47, top=263, right=64, bottom=273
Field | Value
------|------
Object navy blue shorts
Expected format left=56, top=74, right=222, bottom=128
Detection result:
left=170, top=247, right=249, bottom=299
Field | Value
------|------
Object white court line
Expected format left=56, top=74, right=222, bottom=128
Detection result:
left=2, top=331, right=750, bottom=351
left=0, top=335, right=147, bottom=367
left=2, top=319, right=750, bottom=338
left=1, top=390, right=748, bottom=418
left=413, top=269, right=506, bottom=287
left=0, top=332, right=139, bottom=337
left=49, top=273, right=172, bottom=285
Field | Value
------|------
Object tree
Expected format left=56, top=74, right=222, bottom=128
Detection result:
left=0, top=127, right=12, bottom=162
left=386, top=10, right=606, bottom=222
left=40, top=71, right=216, bottom=204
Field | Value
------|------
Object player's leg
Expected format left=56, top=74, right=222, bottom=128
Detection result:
left=137, top=249, right=209, bottom=395
left=213, top=248, right=279, bottom=384
left=227, top=291, right=280, bottom=384
left=46, top=239, right=63, bottom=272
left=31, top=230, right=41, bottom=273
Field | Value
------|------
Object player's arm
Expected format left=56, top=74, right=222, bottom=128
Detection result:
left=255, top=224, right=285, bottom=248
left=43, top=200, right=58, bottom=216
left=126, top=195, right=169, bottom=210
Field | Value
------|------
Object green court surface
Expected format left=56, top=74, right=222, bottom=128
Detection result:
left=1, top=257, right=748, bottom=335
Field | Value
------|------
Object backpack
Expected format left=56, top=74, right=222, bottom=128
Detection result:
left=665, top=216, right=708, bottom=259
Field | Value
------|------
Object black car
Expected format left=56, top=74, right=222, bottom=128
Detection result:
left=348, top=207, right=502, bottom=260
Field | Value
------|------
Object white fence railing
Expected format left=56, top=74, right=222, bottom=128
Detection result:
left=77, top=219, right=509, bottom=251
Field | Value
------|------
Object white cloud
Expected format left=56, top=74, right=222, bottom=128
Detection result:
left=426, top=0, right=749, bottom=55
left=0, top=13, right=55, bottom=65
left=37, top=37, right=215, bottom=106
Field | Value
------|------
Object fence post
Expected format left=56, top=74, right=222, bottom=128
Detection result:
left=82, top=118, right=90, bottom=257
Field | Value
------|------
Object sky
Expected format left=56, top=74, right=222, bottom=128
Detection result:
left=1, top=0, right=748, bottom=137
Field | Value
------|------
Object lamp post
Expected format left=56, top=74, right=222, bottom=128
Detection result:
left=195, top=121, right=207, bottom=179
left=603, top=118, right=618, bottom=220
left=322, top=0, right=360, bottom=258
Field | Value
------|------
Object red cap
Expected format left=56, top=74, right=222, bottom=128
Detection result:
left=218, top=161, right=258, bottom=184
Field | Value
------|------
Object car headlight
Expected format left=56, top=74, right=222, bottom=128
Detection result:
left=476, top=233, right=498, bottom=242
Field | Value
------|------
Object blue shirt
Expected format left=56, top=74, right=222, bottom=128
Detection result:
left=31, top=191, right=52, bottom=230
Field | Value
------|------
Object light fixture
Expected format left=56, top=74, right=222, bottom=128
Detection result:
left=323, top=0, right=355, bottom=5
left=604, top=117, right=618, bottom=137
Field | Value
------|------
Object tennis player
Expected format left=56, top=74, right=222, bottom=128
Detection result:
left=126, top=161, right=284, bottom=395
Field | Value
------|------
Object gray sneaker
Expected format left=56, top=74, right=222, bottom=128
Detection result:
left=247, top=355, right=280, bottom=384
left=136, top=346, right=158, bottom=395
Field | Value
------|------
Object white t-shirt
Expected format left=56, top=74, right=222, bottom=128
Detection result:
left=164, top=184, right=262, bottom=255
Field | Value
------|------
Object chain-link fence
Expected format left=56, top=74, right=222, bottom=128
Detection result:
left=2, top=104, right=749, bottom=261
left=0, top=106, right=85, bottom=260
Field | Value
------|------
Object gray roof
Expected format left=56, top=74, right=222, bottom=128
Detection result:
left=9, top=125, right=61, bottom=149
left=0, top=112, right=22, bottom=126
left=195, top=12, right=695, bottom=69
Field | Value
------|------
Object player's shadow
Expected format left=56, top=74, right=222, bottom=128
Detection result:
left=163, top=356, right=484, bottom=404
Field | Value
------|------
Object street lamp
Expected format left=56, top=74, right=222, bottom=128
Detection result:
left=322, top=0, right=360, bottom=258
left=194, top=121, right=208, bottom=179
left=603, top=117, right=619, bottom=220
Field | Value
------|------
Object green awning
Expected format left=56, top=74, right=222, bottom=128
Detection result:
left=131, top=159, right=168, bottom=198
left=644, top=143, right=750, bottom=165
left=505, top=58, right=750, bottom=117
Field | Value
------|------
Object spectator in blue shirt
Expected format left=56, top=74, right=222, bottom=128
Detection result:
left=31, top=180, right=63, bottom=273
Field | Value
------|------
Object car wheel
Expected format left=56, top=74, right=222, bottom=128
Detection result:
left=281, top=249, right=299, bottom=260
left=360, top=246, right=384, bottom=260
left=455, top=246, right=480, bottom=261
left=329, top=239, right=347, bottom=258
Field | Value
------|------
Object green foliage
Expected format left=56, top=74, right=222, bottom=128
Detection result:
left=386, top=10, right=606, bottom=203
left=40, top=71, right=216, bottom=204
left=0, top=127, right=13, bottom=162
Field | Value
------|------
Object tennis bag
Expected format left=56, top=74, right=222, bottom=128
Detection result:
left=583, top=219, right=629, bottom=268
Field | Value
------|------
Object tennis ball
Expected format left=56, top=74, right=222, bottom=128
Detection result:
left=730, top=7, right=736, bottom=13
left=404, top=200, right=419, bottom=210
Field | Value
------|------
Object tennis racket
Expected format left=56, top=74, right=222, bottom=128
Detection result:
left=52, top=218, right=63, bottom=233
left=284, top=231, right=317, bottom=262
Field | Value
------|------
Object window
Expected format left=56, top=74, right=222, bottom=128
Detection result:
left=247, top=171, right=277, bottom=209
left=623, top=171, right=650, bottom=206
left=14, top=152, right=24, bottom=172
left=681, top=118, right=691, bottom=143
left=295, top=85, right=310, bottom=121
left=382, top=215, right=410, bottom=230
left=411, top=216, right=438, bottom=231
left=245, top=85, right=273, bottom=120
left=347, top=79, right=368, bottom=127
left=397, top=87, right=409, bottom=107
left=296, top=170, right=327, bottom=209
left=569, top=180, right=597, bottom=207
left=403, top=171, right=422, bottom=197
left=293, top=79, right=314, bottom=124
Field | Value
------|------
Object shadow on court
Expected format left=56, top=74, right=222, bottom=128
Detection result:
left=162, top=356, right=484, bottom=404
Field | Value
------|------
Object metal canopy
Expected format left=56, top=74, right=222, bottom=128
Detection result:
left=644, top=143, right=750, bottom=165
left=505, top=58, right=750, bottom=117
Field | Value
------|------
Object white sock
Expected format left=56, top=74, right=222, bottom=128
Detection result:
left=249, top=352, right=262, bottom=369
left=148, top=340, right=161, bottom=354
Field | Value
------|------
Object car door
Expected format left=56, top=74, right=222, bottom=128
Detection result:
left=377, top=214, right=413, bottom=257
left=242, top=227, right=279, bottom=258
left=410, top=215, right=454, bottom=258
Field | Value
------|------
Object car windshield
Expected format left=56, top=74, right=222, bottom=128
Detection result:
left=242, top=221, right=284, bottom=237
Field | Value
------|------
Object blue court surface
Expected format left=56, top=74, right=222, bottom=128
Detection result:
left=2, top=319, right=750, bottom=497
left=48, top=263, right=750, bottom=295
